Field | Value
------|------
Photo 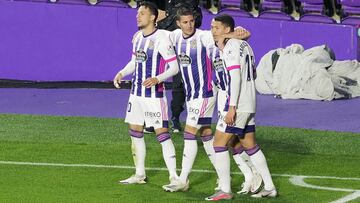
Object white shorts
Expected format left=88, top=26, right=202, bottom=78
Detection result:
left=185, top=96, right=216, bottom=129
left=216, top=89, right=256, bottom=136
left=125, top=94, right=169, bottom=129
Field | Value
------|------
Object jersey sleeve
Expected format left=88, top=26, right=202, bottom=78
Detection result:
left=156, top=32, right=179, bottom=82
left=200, top=30, right=214, bottom=47
left=224, top=40, right=242, bottom=107
left=158, top=33, right=177, bottom=62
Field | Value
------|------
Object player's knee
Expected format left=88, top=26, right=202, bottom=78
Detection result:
left=154, top=127, right=168, bottom=135
left=227, top=136, right=240, bottom=148
left=199, top=126, right=212, bottom=136
left=184, top=125, right=198, bottom=135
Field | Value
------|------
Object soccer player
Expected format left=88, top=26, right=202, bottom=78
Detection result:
left=162, top=7, right=256, bottom=193
left=208, top=31, right=263, bottom=195
left=205, top=15, right=277, bottom=200
left=113, top=2, right=179, bottom=187
left=161, top=6, right=217, bottom=192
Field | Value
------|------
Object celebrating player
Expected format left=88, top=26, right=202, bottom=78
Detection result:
left=205, top=14, right=277, bottom=200
left=113, top=2, right=179, bottom=188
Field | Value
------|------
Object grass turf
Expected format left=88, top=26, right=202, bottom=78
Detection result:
left=0, top=114, right=359, bottom=202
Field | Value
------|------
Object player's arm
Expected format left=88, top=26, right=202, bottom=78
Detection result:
left=114, top=32, right=139, bottom=88
left=224, top=42, right=242, bottom=125
left=113, top=60, right=136, bottom=89
left=222, top=26, right=251, bottom=41
left=143, top=35, right=179, bottom=88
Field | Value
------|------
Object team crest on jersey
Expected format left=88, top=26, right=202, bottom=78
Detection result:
left=213, top=57, right=224, bottom=72
left=178, top=52, right=192, bottom=67
left=190, top=39, right=197, bottom=49
left=135, top=49, right=147, bottom=63
left=148, top=40, right=155, bottom=50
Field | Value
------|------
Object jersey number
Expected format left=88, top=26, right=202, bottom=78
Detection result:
left=245, top=54, right=256, bottom=81
left=127, top=102, right=132, bottom=112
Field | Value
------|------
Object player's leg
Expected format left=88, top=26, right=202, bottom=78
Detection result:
left=163, top=99, right=202, bottom=192
left=179, top=97, right=216, bottom=184
left=231, top=139, right=262, bottom=194
left=199, top=126, right=216, bottom=168
left=239, top=115, right=277, bottom=197
left=179, top=124, right=198, bottom=184
left=119, top=95, right=147, bottom=184
left=205, top=130, right=233, bottom=200
left=198, top=96, right=217, bottom=169
left=162, top=124, right=197, bottom=192
left=144, top=97, right=178, bottom=184
left=154, top=127, right=178, bottom=181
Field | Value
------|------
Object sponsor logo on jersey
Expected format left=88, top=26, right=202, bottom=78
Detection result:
left=135, top=49, right=147, bottom=63
left=213, top=57, right=224, bottom=72
left=178, top=52, right=192, bottom=67
left=144, top=111, right=161, bottom=118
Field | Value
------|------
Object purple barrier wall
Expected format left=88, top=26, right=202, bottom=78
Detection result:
left=0, top=0, right=137, bottom=81
left=201, top=14, right=359, bottom=62
left=0, top=0, right=358, bottom=81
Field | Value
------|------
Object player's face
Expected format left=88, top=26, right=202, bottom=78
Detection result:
left=211, top=20, right=231, bottom=48
left=136, top=6, right=155, bottom=29
left=176, top=15, right=195, bottom=37
left=211, top=20, right=231, bottom=37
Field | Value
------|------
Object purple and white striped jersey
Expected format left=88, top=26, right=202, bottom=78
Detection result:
left=207, top=44, right=228, bottom=91
left=131, top=29, right=177, bottom=98
left=170, top=29, right=214, bottom=101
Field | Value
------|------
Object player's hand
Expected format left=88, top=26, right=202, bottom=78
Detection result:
left=224, top=107, right=236, bottom=125
left=113, top=73, right=123, bottom=89
left=234, top=26, right=251, bottom=40
left=143, top=77, right=159, bottom=88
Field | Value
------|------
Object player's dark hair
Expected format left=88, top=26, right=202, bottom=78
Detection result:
left=139, top=1, right=159, bottom=23
left=214, top=14, right=235, bottom=32
left=175, top=6, right=194, bottom=21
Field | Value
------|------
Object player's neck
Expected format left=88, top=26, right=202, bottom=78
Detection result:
left=182, top=30, right=196, bottom=39
left=141, top=25, right=157, bottom=37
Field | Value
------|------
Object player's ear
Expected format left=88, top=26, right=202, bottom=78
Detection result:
left=150, top=14, right=156, bottom=24
left=176, top=20, right=181, bottom=28
left=225, top=26, right=231, bottom=34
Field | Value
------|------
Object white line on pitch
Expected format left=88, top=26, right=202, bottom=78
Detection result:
left=0, top=160, right=359, bottom=181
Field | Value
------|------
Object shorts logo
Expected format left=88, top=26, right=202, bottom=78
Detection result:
left=189, top=107, right=199, bottom=114
left=178, top=52, right=192, bottom=67
left=217, top=111, right=225, bottom=120
left=145, top=111, right=161, bottom=118
left=155, top=120, right=160, bottom=125
left=135, top=49, right=147, bottom=63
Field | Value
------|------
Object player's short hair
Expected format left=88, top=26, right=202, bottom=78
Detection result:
left=214, top=14, right=235, bottom=32
left=176, top=6, right=194, bottom=21
left=139, top=1, right=159, bottom=23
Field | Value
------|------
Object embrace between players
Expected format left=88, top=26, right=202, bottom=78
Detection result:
left=113, top=1, right=277, bottom=201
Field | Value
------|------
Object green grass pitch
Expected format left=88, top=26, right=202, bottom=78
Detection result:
left=0, top=114, right=359, bottom=202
